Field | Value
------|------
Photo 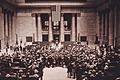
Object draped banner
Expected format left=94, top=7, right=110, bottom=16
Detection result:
left=52, top=5, right=61, bottom=22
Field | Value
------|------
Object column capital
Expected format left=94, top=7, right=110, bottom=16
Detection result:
left=61, top=13, right=64, bottom=17
left=72, top=13, right=76, bottom=16
left=9, top=12, right=14, bottom=17
left=2, top=9, right=13, bottom=15
left=77, top=13, right=81, bottom=17
left=31, top=13, right=37, bottom=17
left=48, top=13, right=52, bottom=17
left=2, top=9, right=7, bottom=14
left=37, top=13, right=41, bottom=17
left=0, top=7, right=2, bottom=13
left=98, top=11, right=102, bottom=16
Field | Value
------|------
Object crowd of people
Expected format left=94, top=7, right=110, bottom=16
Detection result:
left=0, top=41, right=120, bottom=80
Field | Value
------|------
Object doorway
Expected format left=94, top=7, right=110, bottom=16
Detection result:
left=53, top=35, right=59, bottom=42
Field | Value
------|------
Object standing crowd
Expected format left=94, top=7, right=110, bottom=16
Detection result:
left=0, top=42, right=120, bottom=80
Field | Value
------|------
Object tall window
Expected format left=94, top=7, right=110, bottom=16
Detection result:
left=41, top=14, right=49, bottom=31
left=64, top=14, right=72, bottom=31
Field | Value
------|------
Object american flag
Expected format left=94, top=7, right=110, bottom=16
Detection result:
left=52, top=5, right=61, bottom=22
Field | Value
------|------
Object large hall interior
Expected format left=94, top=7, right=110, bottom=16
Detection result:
left=0, top=0, right=120, bottom=80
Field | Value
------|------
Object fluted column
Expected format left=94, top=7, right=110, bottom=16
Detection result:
left=60, top=13, right=64, bottom=42
left=105, top=10, right=109, bottom=45
left=71, top=14, right=75, bottom=41
left=116, top=6, right=120, bottom=46
left=118, top=6, right=120, bottom=46
left=0, top=10, right=5, bottom=50
left=12, top=14, right=16, bottom=45
left=32, top=14, right=36, bottom=42
left=6, top=13, right=9, bottom=39
left=35, top=14, right=38, bottom=42
left=102, top=12, right=106, bottom=44
left=4, top=13, right=8, bottom=45
left=3, top=12, right=8, bottom=48
left=77, top=13, right=80, bottom=42
left=100, top=13, right=103, bottom=44
left=104, top=12, right=107, bottom=44
left=9, top=13, right=12, bottom=46
left=10, top=13, right=14, bottom=46
left=98, top=12, right=101, bottom=44
left=107, top=11, right=110, bottom=45
left=49, top=14, right=53, bottom=42
left=38, top=14, right=42, bottom=42
left=109, top=10, right=113, bottom=45
left=98, top=12, right=102, bottom=44
left=114, top=7, right=117, bottom=46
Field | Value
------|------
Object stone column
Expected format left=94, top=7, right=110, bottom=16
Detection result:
left=114, top=7, right=117, bottom=47
left=105, top=10, right=109, bottom=45
left=4, top=12, right=8, bottom=45
left=96, top=13, right=99, bottom=40
left=38, top=14, right=42, bottom=42
left=98, top=12, right=101, bottom=43
left=35, top=14, right=38, bottom=42
left=32, top=14, right=37, bottom=42
left=49, top=14, right=53, bottom=42
left=12, top=13, right=16, bottom=45
left=118, top=6, right=120, bottom=46
left=102, top=12, right=106, bottom=44
left=98, top=12, right=102, bottom=44
left=104, top=12, right=107, bottom=44
left=0, top=10, right=5, bottom=50
left=10, top=13, right=14, bottom=46
left=109, top=10, right=113, bottom=45
left=77, top=13, right=80, bottom=42
left=6, top=13, right=9, bottom=39
left=9, top=13, right=12, bottom=46
left=107, top=11, right=110, bottom=45
left=3, top=12, right=8, bottom=47
left=60, top=13, right=64, bottom=42
left=71, top=14, right=75, bottom=42
left=116, top=6, right=120, bottom=46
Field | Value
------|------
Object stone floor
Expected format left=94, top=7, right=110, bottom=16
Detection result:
left=43, top=67, right=76, bottom=80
